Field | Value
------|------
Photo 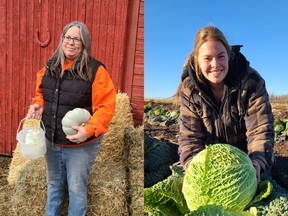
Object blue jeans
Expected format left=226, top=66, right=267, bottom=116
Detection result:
left=44, top=136, right=103, bottom=216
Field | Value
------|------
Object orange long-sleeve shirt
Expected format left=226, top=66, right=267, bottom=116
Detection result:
left=32, top=60, right=116, bottom=139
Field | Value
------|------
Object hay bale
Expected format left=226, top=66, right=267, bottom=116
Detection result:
left=7, top=145, right=28, bottom=186
left=97, top=92, right=134, bottom=162
left=7, top=118, right=40, bottom=187
left=9, top=158, right=128, bottom=216
left=0, top=156, right=13, bottom=214
left=87, top=161, right=129, bottom=215
left=10, top=158, right=46, bottom=216
left=23, top=118, right=40, bottom=128
left=124, top=125, right=144, bottom=215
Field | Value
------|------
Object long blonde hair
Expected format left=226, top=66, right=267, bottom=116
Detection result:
left=174, top=26, right=231, bottom=104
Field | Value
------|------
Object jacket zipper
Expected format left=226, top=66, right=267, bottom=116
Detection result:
left=197, top=86, right=237, bottom=143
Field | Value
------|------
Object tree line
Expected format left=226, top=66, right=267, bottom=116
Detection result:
left=269, top=94, right=288, bottom=103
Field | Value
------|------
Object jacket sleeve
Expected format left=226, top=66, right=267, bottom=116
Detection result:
left=244, top=69, right=274, bottom=172
left=178, top=78, right=206, bottom=170
left=31, top=67, right=45, bottom=108
left=84, top=65, right=116, bottom=137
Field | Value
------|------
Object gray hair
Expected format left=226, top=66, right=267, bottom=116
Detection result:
left=49, top=21, right=93, bottom=81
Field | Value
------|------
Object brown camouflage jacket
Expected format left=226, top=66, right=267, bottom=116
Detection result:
left=178, top=47, right=274, bottom=172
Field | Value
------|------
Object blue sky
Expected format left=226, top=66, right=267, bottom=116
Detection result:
left=145, top=1, right=288, bottom=99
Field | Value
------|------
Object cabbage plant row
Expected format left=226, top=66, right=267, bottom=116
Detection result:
left=144, top=104, right=180, bottom=126
left=145, top=104, right=288, bottom=138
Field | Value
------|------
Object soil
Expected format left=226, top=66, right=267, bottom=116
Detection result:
left=144, top=100, right=288, bottom=177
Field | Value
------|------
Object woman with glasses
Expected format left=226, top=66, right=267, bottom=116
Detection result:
left=27, top=21, right=116, bottom=216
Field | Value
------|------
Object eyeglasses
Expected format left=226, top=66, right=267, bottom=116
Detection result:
left=63, top=36, right=82, bottom=45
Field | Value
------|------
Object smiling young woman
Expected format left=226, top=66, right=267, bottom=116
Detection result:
left=195, top=40, right=229, bottom=103
left=175, top=25, right=275, bottom=183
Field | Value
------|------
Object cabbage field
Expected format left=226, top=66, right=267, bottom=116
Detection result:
left=144, top=99, right=288, bottom=216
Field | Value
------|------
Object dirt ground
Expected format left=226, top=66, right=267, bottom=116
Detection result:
left=144, top=100, right=288, bottom=177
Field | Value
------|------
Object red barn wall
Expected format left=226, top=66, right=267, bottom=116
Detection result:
left=123, top=0, right=144, bottom=126
left=0, top=0, right=144, bottom=156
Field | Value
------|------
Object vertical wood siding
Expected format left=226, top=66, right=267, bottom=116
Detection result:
left=0, top=0, right=143, bottom=155
left=123, top=0, right=144, bottom=126
left=134, top=0, right=144, bottom=126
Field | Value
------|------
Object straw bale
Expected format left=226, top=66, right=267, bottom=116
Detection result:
left=0, top=182, right=11, bottom=214
left=7, top=118, right=40, bottom=187
left=86, top=161, right=129, bottom=215
left=23, top=118, right=40, bottom=128
left=10, top=158, right=46, bottom=216
left=8, top=158, right=129, bottom=215
left=97, top=92, right=134, bottom=163
left=7, top=145, right=28, bottom=187
left=0, top=156, right=13, bottom=214
left=124, top=125, right=144, bottom=215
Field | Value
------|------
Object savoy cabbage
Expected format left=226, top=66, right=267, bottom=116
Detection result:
left=182, top=144, right=258, bottom=212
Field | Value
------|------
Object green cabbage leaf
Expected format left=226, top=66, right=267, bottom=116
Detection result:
left=185, top=205, right=253, bottom=216
left=182, top=144, right=258, bottom=212
left=144, top=165, right=189, bottom=215
left=274, top=119, right=285, bottom=135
